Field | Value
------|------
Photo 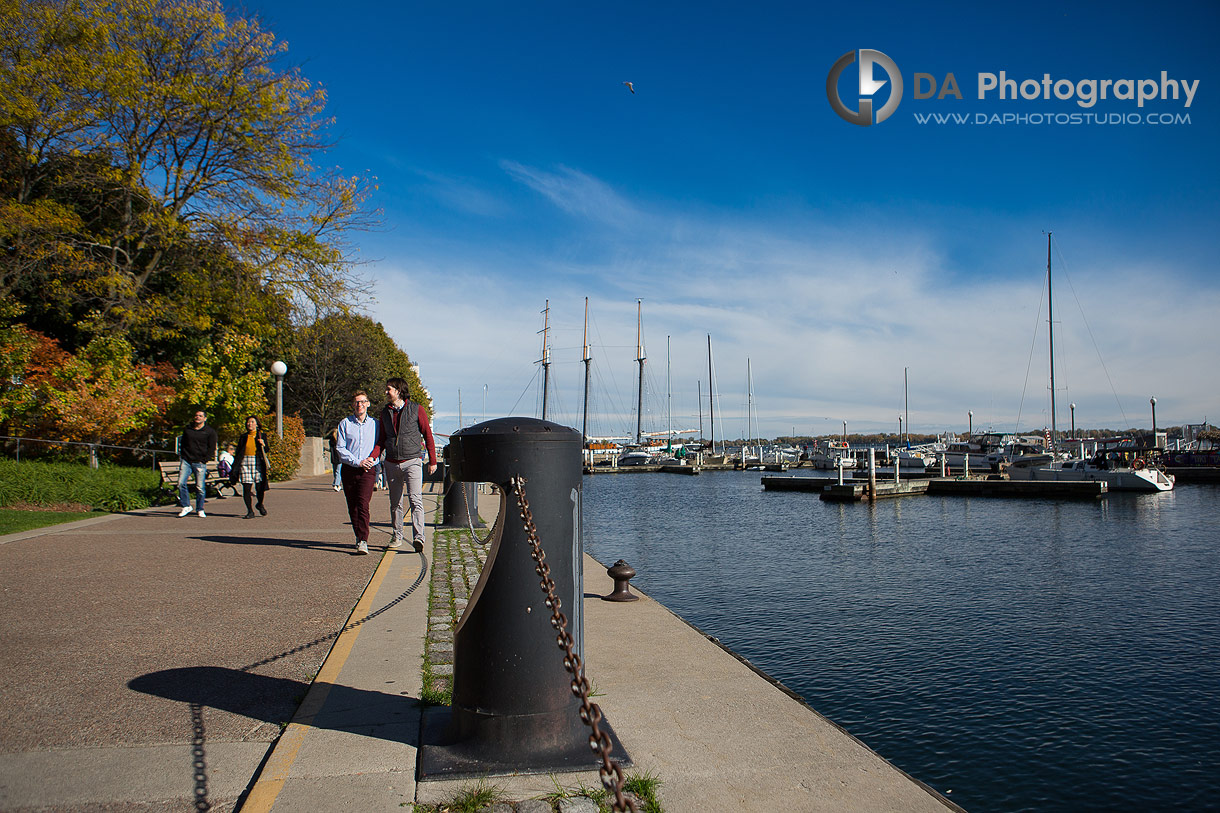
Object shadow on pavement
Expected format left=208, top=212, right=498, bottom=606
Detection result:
left=190, top=535, right=358, bottom=554
left=129, top=666, right=421, bottom=745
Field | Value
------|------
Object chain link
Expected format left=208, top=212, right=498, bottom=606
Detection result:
left=510, top=475, right=637, bottom=813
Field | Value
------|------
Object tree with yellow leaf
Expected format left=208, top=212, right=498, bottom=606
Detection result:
left=0, top=0, right=375, bottom=337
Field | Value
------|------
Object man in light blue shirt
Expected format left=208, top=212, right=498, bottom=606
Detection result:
left=335, top=391, right=381, bottom=554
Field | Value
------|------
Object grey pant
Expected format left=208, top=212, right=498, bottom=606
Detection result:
left=385, top=457, right=424, bottom=543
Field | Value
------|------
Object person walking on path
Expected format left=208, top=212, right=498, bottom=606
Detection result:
left=335, top=391, right=381, bottom=555
left=228, top=416, right=271, bottom=519
left=177, top=408, right=218, bottom=518
left=327, top=427, right=342, bottom=491
left=377, top=377, right=438, bottom=552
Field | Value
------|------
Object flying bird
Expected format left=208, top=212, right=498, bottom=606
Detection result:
left=623, top=81, right=634, bottom=94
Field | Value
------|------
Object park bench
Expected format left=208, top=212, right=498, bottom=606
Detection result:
left=157, top=459, right=238, bottom=499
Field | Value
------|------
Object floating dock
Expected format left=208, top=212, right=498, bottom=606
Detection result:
left=762, top=475, right=1108, bottom=501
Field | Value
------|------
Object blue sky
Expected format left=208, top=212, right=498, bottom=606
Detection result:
left=249, top=0, right=1219, bottom=439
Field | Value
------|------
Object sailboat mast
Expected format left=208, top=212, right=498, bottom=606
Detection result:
left=582, top=297, right=591, bottom=445
left=707, top=335, right=716, bottom=454
left=538, top=300, right=551, bottom=421
left=698, top=380, right=703, bottom=444
left=635, top=299, right=645, bottom=445
left=666, top=336, right=672, bottom=443
left=747, top=358, right=754, bottom=450
left=1047, top=233, right=1057, bottom=447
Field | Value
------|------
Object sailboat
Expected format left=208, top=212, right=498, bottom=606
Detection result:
left=740, top=359, right=763, bottom=469
left=1005, top=234, right=1174, bottom=492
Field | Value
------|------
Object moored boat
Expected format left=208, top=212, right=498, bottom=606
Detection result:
left=1006, top=455, right=1174, bottom=492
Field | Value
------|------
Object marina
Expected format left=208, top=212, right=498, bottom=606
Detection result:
left=581, top=470, right=1220, bottom=813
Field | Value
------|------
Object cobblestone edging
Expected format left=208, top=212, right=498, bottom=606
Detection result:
left=422, top=526, right=487, bottom=703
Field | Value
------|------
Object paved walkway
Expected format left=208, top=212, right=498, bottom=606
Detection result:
left=0, top=475, right=959, bottom=812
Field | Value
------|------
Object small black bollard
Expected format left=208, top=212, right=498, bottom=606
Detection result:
left=440, top=446, right=483, bottom=529
left=603, top=559, right=640, bottom=602
left=418, top=417, right=628, bottom=779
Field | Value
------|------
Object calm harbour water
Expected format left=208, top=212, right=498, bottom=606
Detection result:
left=580, top=471, right=1220, bottom=812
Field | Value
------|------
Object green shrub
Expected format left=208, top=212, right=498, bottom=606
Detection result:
left=0, top=459, right=165, bottom=511
left=262, top=413, right=305, bottom=481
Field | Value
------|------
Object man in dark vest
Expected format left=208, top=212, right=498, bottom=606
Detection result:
left=378, top=377, right=438, bottom=551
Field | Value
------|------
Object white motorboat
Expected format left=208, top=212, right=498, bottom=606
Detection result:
left=617, top=449, right=655, bottom=466
left=1006, top=455, right=1174, bottom=492
left=809, top=441, right=856, bottom=471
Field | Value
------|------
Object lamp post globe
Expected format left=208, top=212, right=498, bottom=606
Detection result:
left=271, top=361, right=288, bottom=437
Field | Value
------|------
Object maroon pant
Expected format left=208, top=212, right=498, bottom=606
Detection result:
left=340, top=464, right=376, bottom=542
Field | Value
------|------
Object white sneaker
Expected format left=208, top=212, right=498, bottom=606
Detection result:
left=198, top=510, right=206, bottom=518
left=388, top=537, right=403, bottom=549
left=356, top=541, right=369, bottom=555
left=333, top=484, right=342, bottom=492
left=178, top=506, right=193, bottom=517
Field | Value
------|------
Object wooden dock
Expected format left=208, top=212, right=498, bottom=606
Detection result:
left=761, top=475, right=1108, bottom=501
left=927, top=478, right=1107, bottom=498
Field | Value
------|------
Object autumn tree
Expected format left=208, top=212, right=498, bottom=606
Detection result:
left=7, top=331, right=176, bottom=443
left=284, top=313, right=428, bottom=435
left=176, top=330, right=273, bottom=439
left=0, top=0, right=375, bottom=338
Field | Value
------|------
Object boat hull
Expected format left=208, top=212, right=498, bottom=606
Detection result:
left=1007, top=462, right=1174, bottom=492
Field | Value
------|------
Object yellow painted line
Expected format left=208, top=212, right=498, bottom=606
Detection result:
left=239, top=549, right=400, bottom=813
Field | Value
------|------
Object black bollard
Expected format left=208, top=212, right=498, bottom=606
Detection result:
left=441, top=446, right=484, bottom=529
left=603, top=559, right=640, bottom=602
left=418, top=417, right=628, bottom=779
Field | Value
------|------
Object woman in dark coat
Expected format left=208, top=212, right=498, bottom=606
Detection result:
left=228, top=416, right=271, bottom=518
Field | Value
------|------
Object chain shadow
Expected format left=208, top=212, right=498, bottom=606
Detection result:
left=126, top=550, right=429, bottom=809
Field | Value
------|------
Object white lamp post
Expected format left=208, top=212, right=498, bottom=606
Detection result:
left=271, top=360, right=288, bottom=437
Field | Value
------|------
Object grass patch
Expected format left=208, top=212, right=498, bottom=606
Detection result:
left=541, top=775, right=611, bottom=811
left=0, top=508, right=97, bottom=535
left=0, top=459, right=166, bottom=511
left=408, top=779, right=507, bottom=812
left=623, top=770, right=664, bottom=813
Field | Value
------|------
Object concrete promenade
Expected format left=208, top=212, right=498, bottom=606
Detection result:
left=0, top=474, right=959, bottom=812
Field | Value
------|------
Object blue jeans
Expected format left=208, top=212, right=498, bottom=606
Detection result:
left=332, top=463, right=343, bottom=488
left=178, top=460, right=208, bottom=511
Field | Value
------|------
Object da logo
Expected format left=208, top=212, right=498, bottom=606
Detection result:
left=827, top=49, right=903, bottom=125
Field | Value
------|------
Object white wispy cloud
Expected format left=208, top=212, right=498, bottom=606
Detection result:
left=367, top=168, right=1219, bottom=438
left=499, top=161, right=639, bottom=227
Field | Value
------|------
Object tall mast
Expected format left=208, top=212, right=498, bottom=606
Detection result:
left=698, top=380, right=703, bottom=444
left=581, top=297, right=591, bottom=445
left=707, top=335, right=716, bottom=454
left=635, top=299, right=645, bottom=445
left=666, top=335, right=672, bottom=444
left=538, top=300, right=551, bottom=421
left=1047, top=233, right=1056, bottom=447
left=747, top=358, right=754, bottom=449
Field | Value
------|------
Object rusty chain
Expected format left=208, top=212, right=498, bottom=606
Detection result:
left=510, top=475, right=638, bottom=813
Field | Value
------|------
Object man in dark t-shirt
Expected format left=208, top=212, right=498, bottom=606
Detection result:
left=178, top=408, right=218, bottom=517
